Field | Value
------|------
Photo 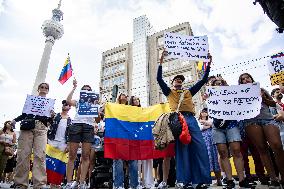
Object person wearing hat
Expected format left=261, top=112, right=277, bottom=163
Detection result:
left=157, top=50, right=212, bottom=189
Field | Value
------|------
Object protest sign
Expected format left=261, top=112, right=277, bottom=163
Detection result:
left=206, top=83, right=261, bottom=120
left=78, top=91, right=99, bottom=117
left=164, top=32, right=209, bottom=61
left=267, top=56, right=284, bottom=85
left=22, top=95, right=55, bottom=117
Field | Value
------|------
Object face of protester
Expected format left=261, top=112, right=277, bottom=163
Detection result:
left=173, top=78, right=183, bottom=88
left=240, top=74, right=253, bottom=84
left=120, top=94, right=128, bottom=104
left=274, top=89, right=283, bottom=100
left=200, top=111, right=208, bottom=118
left=62, top=103, right=71, bottom=112
left=5, top=121, right=12, bottom=130
left=38, top=83, right=49, bottom=96
left=133, top=97, right=140, bottom=106
left=82, top=86, right=92, bottom=91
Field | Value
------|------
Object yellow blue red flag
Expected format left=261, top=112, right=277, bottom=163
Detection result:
left=46, top=144, right=68, bottom=185
left=104, top=103, right=175, bottom=160
left=58, top=54, right=73, bottom=84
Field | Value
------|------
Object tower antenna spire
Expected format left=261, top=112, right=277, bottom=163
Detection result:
left=57, top=0, right=62, bottom=9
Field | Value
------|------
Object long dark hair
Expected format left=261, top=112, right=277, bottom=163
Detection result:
left=116, top=93, right=128, bottom=105
left=129, top=96, right=141, bottom=107
left=238, top=73, right=255, bottom=84
left=3, top=121, right=14, bottom=133
left=198, top=110, right=208, bottom=120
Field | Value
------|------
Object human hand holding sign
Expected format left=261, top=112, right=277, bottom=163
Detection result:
left=159, top=49, right=167, bottom=65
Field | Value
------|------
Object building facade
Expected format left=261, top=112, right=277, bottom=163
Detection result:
left=100, top=17, right=204, bottom=113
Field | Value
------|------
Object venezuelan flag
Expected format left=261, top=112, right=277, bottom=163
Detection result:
left=104, top=103, right=175, bottom=160
left=58, top=54, right=73, bottom=84
left=46, top=144, right=68, bottom=185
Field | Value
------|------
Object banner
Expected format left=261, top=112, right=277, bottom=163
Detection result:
left=206, top=83, right=261, bottom=120
left=78, top=91, right=99, bottom=117
left=164, top=32, right=209, bottom=61
left=104, top=103, right=175, bottom=160
left=267, top=56, right=284, bottom=85
left=22, top=95, right=55, bottom=117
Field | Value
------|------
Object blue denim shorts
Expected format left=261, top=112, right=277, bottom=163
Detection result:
left=243, top=119, right=282, bottom=128
left=212, top=126, right=242, bottom=144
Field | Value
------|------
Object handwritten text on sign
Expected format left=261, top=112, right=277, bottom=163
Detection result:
left=164, top=32, right=209, bottom=61
left=22, top=95, right=55, bottom=117
left=267, top=56, right=284, bottom=85
left=206, top=83, right=261, bottom=120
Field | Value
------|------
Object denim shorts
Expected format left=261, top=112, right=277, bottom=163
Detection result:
left=212, top=126, right=242, bottom=144
left=243, top=119, right=282, bottom=128
left=68, top=123, right=94, bottom=143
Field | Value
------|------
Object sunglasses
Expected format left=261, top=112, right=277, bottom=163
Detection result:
left=63, top=103, right=70, bottom=106
left=40, top=86, right=49, bottom=89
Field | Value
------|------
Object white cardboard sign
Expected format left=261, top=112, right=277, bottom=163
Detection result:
left=22, top=95, right=55, bottom=117
left=206, top=83, right=261, bottom=120
left=164, top=32, right=209, bottom=61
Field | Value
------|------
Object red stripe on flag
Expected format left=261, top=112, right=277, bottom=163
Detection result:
left=46, top=169, right=64, bottom=185
left=104, top=138, right=175, bottom=160
left=58, top=69, right=73, bottom=84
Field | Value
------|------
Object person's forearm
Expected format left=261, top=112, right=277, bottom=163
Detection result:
left=67, top=88, right=76, bottom=104
left=157, top=65, right=171, bottom=96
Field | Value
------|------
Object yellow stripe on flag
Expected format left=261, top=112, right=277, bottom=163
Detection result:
left=46, top=144, right=68, bottom=164
left=105, top=103, right=171, bottom=122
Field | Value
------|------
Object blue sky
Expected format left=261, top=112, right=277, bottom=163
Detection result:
left=0, top=0, right=284, bottom=128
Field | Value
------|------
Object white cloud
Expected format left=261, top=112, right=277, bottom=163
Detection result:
left=0, top=64, right=18, bottom=87
left=0, top=0, right=283, bottom=125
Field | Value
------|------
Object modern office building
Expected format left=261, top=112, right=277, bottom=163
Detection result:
left=100, top=16, right=204, bottom=113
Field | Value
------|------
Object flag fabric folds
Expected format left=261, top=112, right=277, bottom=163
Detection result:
left=46, top=144, right=68, bottom=185
left=104, top=103, right=175, bottom=160
left=58, top=55, right=73, bottom=84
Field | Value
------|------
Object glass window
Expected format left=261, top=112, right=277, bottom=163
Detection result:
left=119, top=64, right=125, bottom=71
left=178, top=29, right=187, bottom=35
left=157, top=37, right=164, bottom=46
left=104, top=68, right=109, bottom=76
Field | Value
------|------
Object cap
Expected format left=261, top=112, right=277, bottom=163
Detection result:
left=172, top=75, right=185, bottom=83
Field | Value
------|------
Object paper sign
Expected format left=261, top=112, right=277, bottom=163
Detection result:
left=164, top=32, right=209, bottom=61
left=206, top=83, right=261, bottom=120
left=267, top=56, right=284, bottom=85
left=77, top=91, right=99, bottom=117
left=22, top=95, right=55, bottom=117
left=270, top=71, right=284, bottom=86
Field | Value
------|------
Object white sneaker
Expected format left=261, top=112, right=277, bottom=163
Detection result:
left=78, top=182, right=88, bottom=189
left=71, top=181, right=79, bottom=189
left=158, top=181, right=168, bottom=189
left=65, top=183, right=73, bottom=189
left=175, top=183, right=184, bottom=189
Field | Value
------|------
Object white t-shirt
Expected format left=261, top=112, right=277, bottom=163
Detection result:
left=54, top=119, right=68, bottom=142
left=72, top=102, right=94, bottom=126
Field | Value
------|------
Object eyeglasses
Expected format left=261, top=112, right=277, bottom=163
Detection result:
left=40, top=86, right=49, bottom=89
left=63, top=103, right=70, bottom=107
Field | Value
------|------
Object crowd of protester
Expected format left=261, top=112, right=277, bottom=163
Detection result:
left=0, top=52, right=284, bottom=189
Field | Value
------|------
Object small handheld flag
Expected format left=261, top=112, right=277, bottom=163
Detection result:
left=58, top=54, right=73, bottom=84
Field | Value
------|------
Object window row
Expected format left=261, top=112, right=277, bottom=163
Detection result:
left=104, top=51, right=126, bottom=64
left=103, top=64, right=125, bottom=76
left=102, top=76, right=125, bottom=89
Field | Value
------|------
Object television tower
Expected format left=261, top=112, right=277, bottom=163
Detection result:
left=31, top=0, right=64, bottom=95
